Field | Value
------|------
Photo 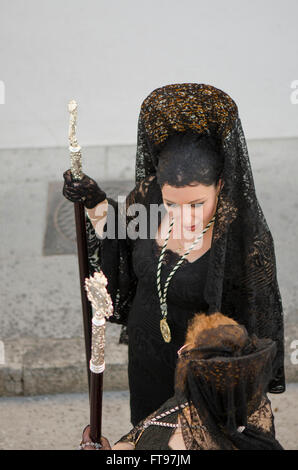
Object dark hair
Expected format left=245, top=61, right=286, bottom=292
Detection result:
left=155, top=131, right=224, bottom=188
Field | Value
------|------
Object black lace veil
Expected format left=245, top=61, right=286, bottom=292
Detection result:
left=133, top=83, right=285, bottom=393
left=85, top=82, right=285, bottom=394
left=173, top=324, right=283, bottom=450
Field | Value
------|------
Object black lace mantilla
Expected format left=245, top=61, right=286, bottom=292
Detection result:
left=85, top=83, right=285, bottom=393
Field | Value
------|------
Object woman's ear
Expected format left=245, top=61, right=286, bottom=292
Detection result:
left=217, top=178, right=224, bottom=194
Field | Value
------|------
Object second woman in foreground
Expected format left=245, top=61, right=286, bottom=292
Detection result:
left=81, top=312, right=283, bottom=450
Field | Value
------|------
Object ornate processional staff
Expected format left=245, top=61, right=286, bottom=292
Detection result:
left=85, top=271, right=114, bottom=444
left=68, top=100, right=92, bottom=391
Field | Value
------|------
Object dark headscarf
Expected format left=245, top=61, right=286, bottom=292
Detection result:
left=133, top=83, right=285, bottom=393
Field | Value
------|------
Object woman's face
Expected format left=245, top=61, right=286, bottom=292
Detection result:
left=161, top=179, right=222, bottom=233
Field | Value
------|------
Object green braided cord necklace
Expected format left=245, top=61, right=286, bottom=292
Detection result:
left=156, top=214, right=215, bottom=343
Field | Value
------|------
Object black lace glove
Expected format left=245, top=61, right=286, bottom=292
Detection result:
left=62, top=169, right=107, bottom=209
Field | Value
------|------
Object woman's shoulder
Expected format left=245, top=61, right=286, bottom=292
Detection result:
left=152, top=393, right=189, bottom=417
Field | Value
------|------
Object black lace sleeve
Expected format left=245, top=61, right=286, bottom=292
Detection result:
left=113, top=408, right=158, bottom=448
left=113, top=395, right=180, bottom=449
left=85, top=175, right=156, bottom=327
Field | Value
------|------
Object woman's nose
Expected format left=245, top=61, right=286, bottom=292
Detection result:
left=182, top=206, right=202, bottom=223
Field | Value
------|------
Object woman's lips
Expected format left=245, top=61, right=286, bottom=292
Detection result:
left=185, top=224, right=197, bottom=231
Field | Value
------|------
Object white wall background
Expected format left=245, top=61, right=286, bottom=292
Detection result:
left=0, top=0, right=298, bottom=149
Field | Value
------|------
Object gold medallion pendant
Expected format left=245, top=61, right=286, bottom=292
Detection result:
left=160, top=318, right=171, bottom=343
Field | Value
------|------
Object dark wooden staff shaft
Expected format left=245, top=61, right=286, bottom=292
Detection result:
left=90, top=372, right=103, bottom=442
left=74, top=201, right=93, bottom=392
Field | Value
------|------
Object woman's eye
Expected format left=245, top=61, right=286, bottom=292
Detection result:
left=165, top=202, right=203, bottom=208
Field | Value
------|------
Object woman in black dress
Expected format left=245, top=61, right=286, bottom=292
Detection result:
left=63, top=83, right=285, bottom=427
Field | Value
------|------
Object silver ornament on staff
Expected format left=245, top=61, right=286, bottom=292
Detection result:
left=68, top=99, right=83, bottom=179
left=67, top=99, right=93, bottom=391
left=85, top=271, right=114, bottom=444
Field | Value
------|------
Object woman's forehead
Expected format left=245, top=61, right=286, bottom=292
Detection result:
left=161, top=183, right=214, bottom=203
